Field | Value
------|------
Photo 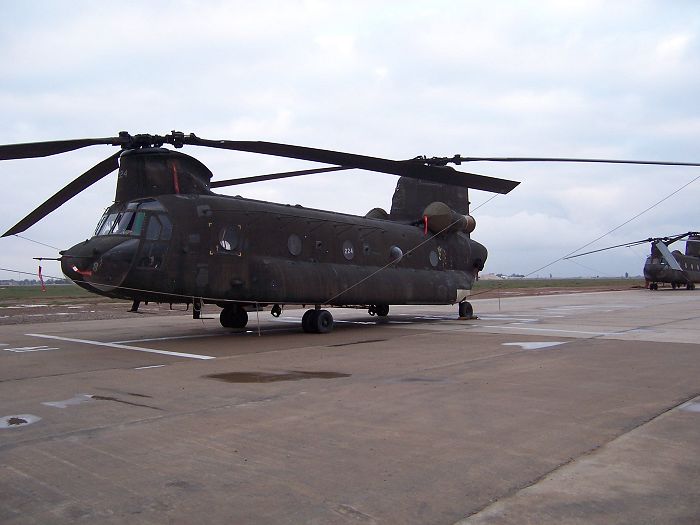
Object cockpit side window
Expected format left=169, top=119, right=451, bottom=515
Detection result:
left=113, top=212, right=135, bottom=235
left=96, top=213, right=118, bottom=236
left=145, top=214, right=172, bottom=241
left=146, top=216, right=162, bottom=240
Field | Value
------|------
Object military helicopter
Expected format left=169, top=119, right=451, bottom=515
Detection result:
left=1, top=131, right=522, bottom=333
left=3, top=131, right=700, bottom=333
left=565, top=232, right=700, bottom=290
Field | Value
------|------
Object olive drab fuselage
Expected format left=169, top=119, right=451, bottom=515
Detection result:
left=60, top=147, right=487, bottom=309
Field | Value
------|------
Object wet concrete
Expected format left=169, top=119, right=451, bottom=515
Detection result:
left=0, top=290, right=699, bottom=524
left=205, top=370, right=351, bottom=383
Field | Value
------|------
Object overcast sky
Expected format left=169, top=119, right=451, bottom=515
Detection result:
left=2, top=0, right=699, bottom=282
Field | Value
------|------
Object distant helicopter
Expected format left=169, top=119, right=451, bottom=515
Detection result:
left=565, top=232, right=700, bottom=290
left=2, top=131, right=700, bottom=333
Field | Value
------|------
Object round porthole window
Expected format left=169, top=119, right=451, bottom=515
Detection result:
left=288, top=234, right=302, bottom=256
left=390, top=245, right=403, bottom=262
left=429, top=250, right=439, bottom=267
left=342, top=240, right=355, bottom=260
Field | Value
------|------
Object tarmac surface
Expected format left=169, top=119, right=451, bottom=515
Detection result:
left=1, top=289, right=699, bottom=524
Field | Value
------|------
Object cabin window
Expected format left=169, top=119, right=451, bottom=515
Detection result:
left=219, top=226, right=242, bottom=253
left=288, top=234, right=302, bottom=256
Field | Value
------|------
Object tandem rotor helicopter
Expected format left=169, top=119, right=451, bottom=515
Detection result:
left=2, top=131, right=700, bottom=333
left=566, top=232, right=700, bottom=290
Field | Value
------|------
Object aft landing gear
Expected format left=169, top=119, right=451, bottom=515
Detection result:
left=649, top=283, right=659, bottom=291
left=458, top=301, right=474, bottom=319
left=302, top=308, right=334, bottom=334
left=220, top=305, right=249, bottom=328
left=368, top=304, right=389, bottom=317
left=687, top=283, right=696, bottom=290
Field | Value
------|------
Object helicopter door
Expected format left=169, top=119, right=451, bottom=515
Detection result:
left=136, top=213, right=173, bottom=271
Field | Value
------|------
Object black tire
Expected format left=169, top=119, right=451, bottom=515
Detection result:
left=232, top=308, right=248, bottom=328
left=220, top=306, right=248, bottom=328
left=220, top=308, right=233, bottom=327
left=314, top=310, right=334, bottom=334
left=458, top=301, right=473, bottom=318
left=302, top=309, right=317, bottom=333
left=375, top=304, right=389, bottom=317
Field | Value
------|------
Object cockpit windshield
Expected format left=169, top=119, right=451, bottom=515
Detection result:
left=94, top=205, right=150, bottom=237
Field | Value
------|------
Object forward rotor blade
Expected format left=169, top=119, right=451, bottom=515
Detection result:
left=183, top=137, right=520, bottom=193
left=654, top=240, right=684, bottom=271
left=451, top=156, right=700, bottom=167
left=0, top=137, right=121, bottom=160
left=564, top=239, right=652, bottom=259
left=2, top=152, right=121, bottom=237
left=211, top=166, right=350, bottom=188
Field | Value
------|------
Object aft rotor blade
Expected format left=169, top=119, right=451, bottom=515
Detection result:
left=2, top=152, right=121, bottom=237
left=564, top=239, right=652, bottom=259
left=211, top=166, right=350, bottom=188
left=451, top=156, right=700, bottom=167
left=0, top=137, right=121, bottom=160
left=184, top=137, right=520, bottom=193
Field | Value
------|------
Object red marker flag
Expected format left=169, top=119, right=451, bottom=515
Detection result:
left=38, top=265, right=46, bottom=292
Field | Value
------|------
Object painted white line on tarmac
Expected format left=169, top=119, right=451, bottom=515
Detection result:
left=114, top=333, right=221, bottom=344
left=482, top=325, right=613, bottom=336
left=25, top=333, right=215, bottom=360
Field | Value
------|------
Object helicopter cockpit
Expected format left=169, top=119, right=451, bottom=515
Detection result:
left=93, top=200, right=171, bottom=239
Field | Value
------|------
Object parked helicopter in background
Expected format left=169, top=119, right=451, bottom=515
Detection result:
left=566, top=232, right=700, bottom=290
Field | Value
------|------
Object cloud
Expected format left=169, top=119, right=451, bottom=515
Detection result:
left=2, top=0, right=700, bottom=279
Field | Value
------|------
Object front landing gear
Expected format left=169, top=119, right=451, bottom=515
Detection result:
left=220, top=305, right=248, bottom=328
left=302, top=308, right=334, bottom=334
left=458, top=301, right=474, bottom=319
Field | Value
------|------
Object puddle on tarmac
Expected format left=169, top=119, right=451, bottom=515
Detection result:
left=1, top=414, right=42, bottom=429
left=206, top=370, right=351, bottom=383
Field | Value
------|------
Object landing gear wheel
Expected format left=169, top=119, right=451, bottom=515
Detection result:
left=375, top=304, right=389, bottom=317
left=458, top=301, right=474, bottom=319
left=650, top=283, right=658, bottom=291
left=302, top=309, right=334, bottom=333
left=314, top=310, right=334, bottom=333
left=687, top=283, right=696, bottom=290
left=220, top=306, right=248, bottom=328
left=302, top=309, right=316, bottom=333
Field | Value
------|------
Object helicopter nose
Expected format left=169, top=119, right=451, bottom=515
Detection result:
left=61, top=237, right=140, bottom=293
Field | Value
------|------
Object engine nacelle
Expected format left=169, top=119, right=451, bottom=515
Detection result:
left=422, top=201, right=476, bottom=235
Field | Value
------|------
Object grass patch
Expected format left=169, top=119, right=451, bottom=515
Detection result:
left=0, top=284, right=117, bottom=304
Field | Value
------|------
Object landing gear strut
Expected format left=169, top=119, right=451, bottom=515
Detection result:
left=220, top=305, right=249, bottom=328
left=302, top=307, right=334, bottom=334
